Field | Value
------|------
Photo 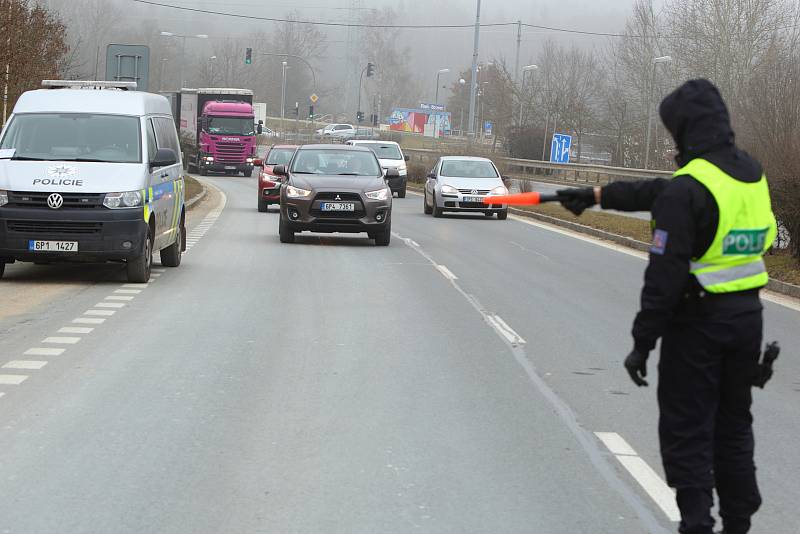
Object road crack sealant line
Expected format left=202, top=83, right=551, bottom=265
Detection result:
left=393, top=231, right=672, bottom=533
left=0, top=185, right=228, bottom=399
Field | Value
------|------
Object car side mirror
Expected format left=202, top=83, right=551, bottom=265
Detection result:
left=404, top=155, right=410, bottom=162
left=273, top=164, right=287, bottom=176
left=253, top=158, right=263, bottom=167
left=386, top=168, right=400, bottom=178
left=150, top=148, right=177, bottom=169
left=427, top=172, right=436, bottom=179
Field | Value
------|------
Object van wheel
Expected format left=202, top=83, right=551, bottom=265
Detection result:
left=398, top=186, right=406, bottom=199
left=160, top=223, right=183, bottom=267
left=279, top=217, right=295, bottom=243
left=127, top=231, right=152, bottom=283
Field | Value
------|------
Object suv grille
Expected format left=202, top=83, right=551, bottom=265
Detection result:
left=6, top=220, right=103, bottom=235
left=8, top=191, right=105, bottom=209
left=314, top=192, right=362, bottom=201
left=311, top=192, right=365, bottom=219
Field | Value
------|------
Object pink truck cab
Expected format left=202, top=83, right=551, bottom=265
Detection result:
left=197, top=100, right=258, bottom=176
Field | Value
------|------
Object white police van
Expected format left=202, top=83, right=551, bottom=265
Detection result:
left=0, top=81, right=186, bottom=282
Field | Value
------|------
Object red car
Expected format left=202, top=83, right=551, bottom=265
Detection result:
left=257, top=145, right=299, bottom=212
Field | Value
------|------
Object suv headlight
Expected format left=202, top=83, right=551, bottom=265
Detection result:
left=286, top=185, right=311, bottom=198
left=490, top=186, right=509, bottom=195
left=365, top=188, right=389, bottom=201
left=104, top=191, right=142, bottom=209
left=440, top=185, right=458, bottom=195
left=0, top=190, right=7, bottom=207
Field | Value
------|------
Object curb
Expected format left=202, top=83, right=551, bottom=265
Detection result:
left=185, top=181, right=207, bottom=210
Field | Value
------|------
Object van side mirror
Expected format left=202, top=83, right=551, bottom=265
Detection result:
left=150, top=148, right=177, bottom=168
left=404, top=155, right=410, bottom=162
left=273, top=165, right=287, bottom=176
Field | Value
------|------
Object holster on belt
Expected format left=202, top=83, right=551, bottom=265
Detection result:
left=753, top=341, right=780, bottom=389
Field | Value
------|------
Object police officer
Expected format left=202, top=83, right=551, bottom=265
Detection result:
left=556, top=79, right=777, bottom=534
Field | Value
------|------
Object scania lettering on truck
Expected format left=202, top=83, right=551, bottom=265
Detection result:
left=169, top=88, right=258, bottom=176
left=0, top=80, right=186, bottom=283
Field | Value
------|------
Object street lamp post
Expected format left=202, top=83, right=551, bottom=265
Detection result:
left=458, top=78, right=466, bottom=135
left=467, top=0, right=481, bottom=139
left=159, top=31, right=208, bottom=90
left=280, top=61, right=288, bottom=136
left=208, top=56, right=217, bottom=85
left=158, top=58, right=168, bottom=92
left=644, top=55, right=672, bottom=169
left=434, top=68, right=450, bottom=104
left=518, top=64, right=538, bottom=126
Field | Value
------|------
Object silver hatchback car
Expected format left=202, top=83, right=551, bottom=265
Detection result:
left=423, top=156, right=509, bottom=219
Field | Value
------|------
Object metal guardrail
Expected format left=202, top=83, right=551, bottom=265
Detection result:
left=403, top=148, right=672, bottom=185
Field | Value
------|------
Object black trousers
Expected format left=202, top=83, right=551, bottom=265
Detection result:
left=658, top=293, right=763, bottom=534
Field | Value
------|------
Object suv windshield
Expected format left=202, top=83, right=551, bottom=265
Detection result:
left=266, top=148, right=295, bottom=166
left=365, top=144, right=402, bottom=160
left=291, top=149, right=381, bottom=176
left=207, top=116, right=255, bottom=136
left=440, top=160, right=499, bottom=178
left=0, top=113, right=141, bottom=163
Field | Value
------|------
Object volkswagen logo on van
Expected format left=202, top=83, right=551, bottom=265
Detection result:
left=47, top=193, right=64, bottom=209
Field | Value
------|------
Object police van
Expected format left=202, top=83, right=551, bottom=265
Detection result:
left=0, top=81, right=186, bottom=282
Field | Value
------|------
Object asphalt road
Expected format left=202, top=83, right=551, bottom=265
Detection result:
left=0, top=175, right=798, bottom=533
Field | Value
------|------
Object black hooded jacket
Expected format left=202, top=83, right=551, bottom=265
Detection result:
left=600, top=79, right=764, bottom=354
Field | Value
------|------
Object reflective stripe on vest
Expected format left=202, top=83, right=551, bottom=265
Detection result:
left=674, top=158, right=777, bottom=294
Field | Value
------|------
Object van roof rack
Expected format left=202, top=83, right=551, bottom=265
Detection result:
left=41, top=80, right=137, bottom=91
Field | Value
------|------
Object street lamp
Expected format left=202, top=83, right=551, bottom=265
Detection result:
left=434, top=68, right=450, bottom=104
left=208, top=56, right=217, bottom=85
left=644, top=55, right=672, bottom=169
left=458, top=78, right=466, bottom=134
left=280, top=61, right=289, bottom=135
left=519, top=64, right=538, bottom=126
left=160, top=31, right=208, bottom=89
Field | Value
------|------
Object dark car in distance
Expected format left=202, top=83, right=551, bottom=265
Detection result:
left=275, top=144, right=394, bottom=246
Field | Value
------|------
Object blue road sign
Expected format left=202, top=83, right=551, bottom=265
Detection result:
left=550, top=133, right=572, bottom=164
left=484, top=121, right=493, bottom=136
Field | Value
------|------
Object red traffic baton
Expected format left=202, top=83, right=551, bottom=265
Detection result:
left=482, top=192, right=565, bottom=206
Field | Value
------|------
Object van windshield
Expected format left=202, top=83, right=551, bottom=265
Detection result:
left=0, top=113, right=142, bottom=163
left=365, top=144, right=402, bottom=160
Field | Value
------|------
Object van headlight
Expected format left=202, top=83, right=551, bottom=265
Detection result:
left=286, top=185, right=311, bottom=198
left=104, top=191, right=142, bottom=209
left=490, top=186, right=509, bottom=195
left=365, top=188, right=389, bottom=201
left=0, top=190, right=7, bottom=207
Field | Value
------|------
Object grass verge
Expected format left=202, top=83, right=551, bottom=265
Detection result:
left=185, top=176, right=203, bottom=204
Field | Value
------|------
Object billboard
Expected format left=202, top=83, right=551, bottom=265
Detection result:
left=389, top=107, right=451, bottom=136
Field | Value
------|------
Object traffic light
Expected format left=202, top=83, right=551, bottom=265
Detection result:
left=366, top=62, right=375, bottom=77
left=294, top=103, right=299, bottom=117
left=357, top=111, right=364, bottom=123
left=245, top=48, right=252, bottom=64
left=308, top=105, right=314, bottom=120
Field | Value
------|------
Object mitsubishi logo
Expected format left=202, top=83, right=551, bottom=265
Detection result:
left=47, top=193, right=64, bottom=209
left=335, top=194, right=342, bottom=200
left=471, top=189, right=478, bottom=195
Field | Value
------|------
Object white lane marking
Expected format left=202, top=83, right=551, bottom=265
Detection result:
left=3, top=360, right=47, bottom=370
left=73, top=317, right=105, bottom=325
left=85, top=309, right=115, bottom=317
left=595, top=432, right=680, bottom=522
left=122, top=283, right=148, bottom=289
left=151, top=268, right=166, bottom=273
left=0, top=375, right=28, bottom=385
left=509, top=240, right=550, bottom=260
left=595, top=431, right=639, bottom=456
left=42, top=337, right=80, bottom=345
left=105, top=295, right=134, bottom=301
left=487, top=315, right=526, bottom=346
left=58, top=327, right=93, bottom=334
left=24, top=347, right=65, bottom=356
left=0, top=392, right=5, bottom=398
left=114, top=289, right=142, bottom=294
left=150, top=273, right=162, bottom=278
left=435, top=264, right=458, bottom=280
left=95, top=302, right=126, bottom=308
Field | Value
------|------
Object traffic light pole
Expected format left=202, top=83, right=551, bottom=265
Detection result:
left=357, top=65, right=368, bottom=123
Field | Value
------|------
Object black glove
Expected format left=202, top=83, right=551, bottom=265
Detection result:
left=556, top=187, right=596, bottom=216
left=624, top=349, right=649, bottom=387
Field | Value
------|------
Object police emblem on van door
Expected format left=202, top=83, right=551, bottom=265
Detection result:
left=47, top=165, right=77, bottom=179
left=47, top=193, right=64, bottom=209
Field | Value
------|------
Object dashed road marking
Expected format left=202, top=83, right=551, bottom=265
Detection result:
left=122, top=283, right=148, bottom=289
left=3, top=360, right=47, bottom=370
left=0, top=392, right=5, bottom=398
left=150, top=273, right=162, bottom=278
left=114, top=289, right=142, bottom=294
left=58, top=327, right=93, bottom=334
left=43, top=336, right=80, bottom=345
left=595, top=432, right=680, bottom=521
left=24, top=348, right=65, bottom=356
left=151, top=268, right=166, bottom=273
left=95, top=302, right=126, bottom=309
left=105, top=295, right=134, bottom=301
left=435, top=264, right=458, bottom=280
left=73, top=317, right=105, bottom=325
left=85, top=310, right=115, bottom=317
left=0, top=375, right=28, bottom=385
left=486, top=315, right=526, bottom=346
